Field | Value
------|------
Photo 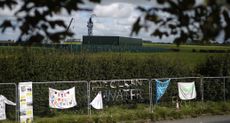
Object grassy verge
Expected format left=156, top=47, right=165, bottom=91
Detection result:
left=34, top=101, right=230, bottom=123
left=3, top=101, right=230, bottom=123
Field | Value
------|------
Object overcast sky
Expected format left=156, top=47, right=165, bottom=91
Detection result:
left=1, top=0, right=223, bottom=43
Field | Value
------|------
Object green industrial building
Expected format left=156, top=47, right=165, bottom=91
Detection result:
left=82, top=36, right=142, bottom=46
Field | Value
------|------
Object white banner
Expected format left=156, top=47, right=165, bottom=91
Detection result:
left=178, top=82, right=196, bottom=100
left=0, top=95, right=16, bottom=120
left=19, top=82, right=33, bottom=123
left=49, top=87, right=77, bottom=109
left=90, top=91, right=103, bottom=110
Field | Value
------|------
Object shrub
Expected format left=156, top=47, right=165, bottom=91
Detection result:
left=196, top=54, right=230, bottom=76
left=192, top=49, right=196, bottom=52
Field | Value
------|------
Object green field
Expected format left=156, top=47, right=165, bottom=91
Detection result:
left=143, top=43, right=230, bottom=52
left=64, top=41, right=81, bottom=45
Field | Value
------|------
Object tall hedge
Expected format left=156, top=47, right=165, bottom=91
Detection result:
left=0, top=48, right=194, bottom=83
left=196, top=54, right=230, bottom=101
left=0, top=47, right=195, bottom=116
left=2, top=47, right=229, bottom=116
left=196, top=54, right=230, bottom=76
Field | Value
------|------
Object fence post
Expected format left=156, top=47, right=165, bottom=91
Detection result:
left=15, top=83, right=19, bottom=123
left=200, top=76, right=204, bottom=102
left=87, top=81, right=91, bottom=115
left=223, top=77, right=226, bottom=102
left=149, top=79, right=153, bottom=113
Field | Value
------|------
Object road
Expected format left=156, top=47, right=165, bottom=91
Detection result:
left=155, top=115, right=230, bottom=123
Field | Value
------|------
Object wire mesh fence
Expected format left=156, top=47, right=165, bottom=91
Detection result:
left=89, top=79, right=150, bottom=112
left=0, top=76, right=230, bottom=122
left=226, top=78, right=230, bottom=101
left=152, top=77, right=202, bottom=107
left=32, top=81, right=88, bottom=116
left=0, top=83, right=18, bottom=121
left=90, top=79, right=149, bottom=104
left=203, top=78, right=224, bottom=101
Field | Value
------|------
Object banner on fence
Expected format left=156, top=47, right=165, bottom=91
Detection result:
left=19, top=82, right=33, bottom=123
left=49, top=87, right=77, bottom=109
left=178, top=82, right=196, bottom=100
left=90, top=91, right=103, bottom=110
left=155, top=79, right=171, bottom=103
left=0, top=95, right=16, bottom=120
left=91, top=80, right=145, bottom=102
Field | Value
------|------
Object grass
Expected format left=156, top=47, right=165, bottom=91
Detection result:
left=64, top=42, right=81, bottom=45
left=143, top=43, right=230, bottom=52
left=2, top=101, right=230, bottom=123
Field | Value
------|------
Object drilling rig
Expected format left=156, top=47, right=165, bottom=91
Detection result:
left=87, top=14, right=96, bottom=36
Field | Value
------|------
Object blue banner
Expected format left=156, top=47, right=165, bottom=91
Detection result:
left=155, top=79, right=171, bottom=103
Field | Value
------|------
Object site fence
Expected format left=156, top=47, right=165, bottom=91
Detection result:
left=0, top=44, right=169, bottom=53
left=0, top=76, right=230, bottom=122
left=0, top=83, right=18, bottom=121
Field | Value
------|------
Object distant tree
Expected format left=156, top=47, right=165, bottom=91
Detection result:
left=0, top=0, right=100, bottom=44
left=131, top=0, right=230, bottom=45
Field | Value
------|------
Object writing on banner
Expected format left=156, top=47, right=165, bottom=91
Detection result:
left=91, top=80, right=147, bottom=102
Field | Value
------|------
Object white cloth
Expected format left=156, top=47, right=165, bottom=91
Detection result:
left=178, top=82, right=196, bottom=100
left=0, top=95, right=16, bottom=120
left=49, top=87, right=77, bottom=109
left=90, top=91, right=103, bottom=110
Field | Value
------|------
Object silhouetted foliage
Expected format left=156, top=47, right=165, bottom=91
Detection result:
left=132, top=0, right=230, bottom=45
left=0, top=0, right=100, bottom=44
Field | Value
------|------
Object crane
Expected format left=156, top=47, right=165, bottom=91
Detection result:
left=66, top=18, right=74, bottom=34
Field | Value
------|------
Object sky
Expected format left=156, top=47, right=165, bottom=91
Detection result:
left=1, top=0, right=223, bottom=43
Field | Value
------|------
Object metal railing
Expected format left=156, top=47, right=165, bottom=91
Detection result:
left=0, top=76, right=230, bottom=122
left=0, top=83, right=18, bottom=122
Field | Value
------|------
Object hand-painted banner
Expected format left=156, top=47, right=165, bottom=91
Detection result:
left=178, top=82, right=196, bottom=100
left=90, top=91, right=103, bottom=110
left=19, top=82, right=33, bottom=123
left=0, top=95, right=16, bottom=120
left=49, top=87, right=77, bottom=109
left=155, top=79, right=171, bottom=103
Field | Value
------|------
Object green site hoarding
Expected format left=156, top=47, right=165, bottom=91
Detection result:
left=82, top=36, right=142, bottom=46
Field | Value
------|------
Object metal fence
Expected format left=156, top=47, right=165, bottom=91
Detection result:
left=0, top=83, right=18, bottom=121
left=32, top=81, right=88, bottom=116
left=202, top=77, right=229, bottom=102
left=149, top=77, right=202, bottom=112
left=89, top=79, right=150, bottom=114
left=0, top=76, right=230, bottom=122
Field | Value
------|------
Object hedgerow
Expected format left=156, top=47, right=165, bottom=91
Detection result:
left=1, top=47, right=230, bottom=118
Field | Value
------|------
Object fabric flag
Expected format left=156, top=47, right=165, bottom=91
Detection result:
left=178, top=82, right=196, bottom=100
left=49, top=87, right=77, bottom=109
left=90, top=91, right=103, bottom=110
left=155, top=79, right=171, bottom=103
left=0, top=95, right=16, bottom=120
